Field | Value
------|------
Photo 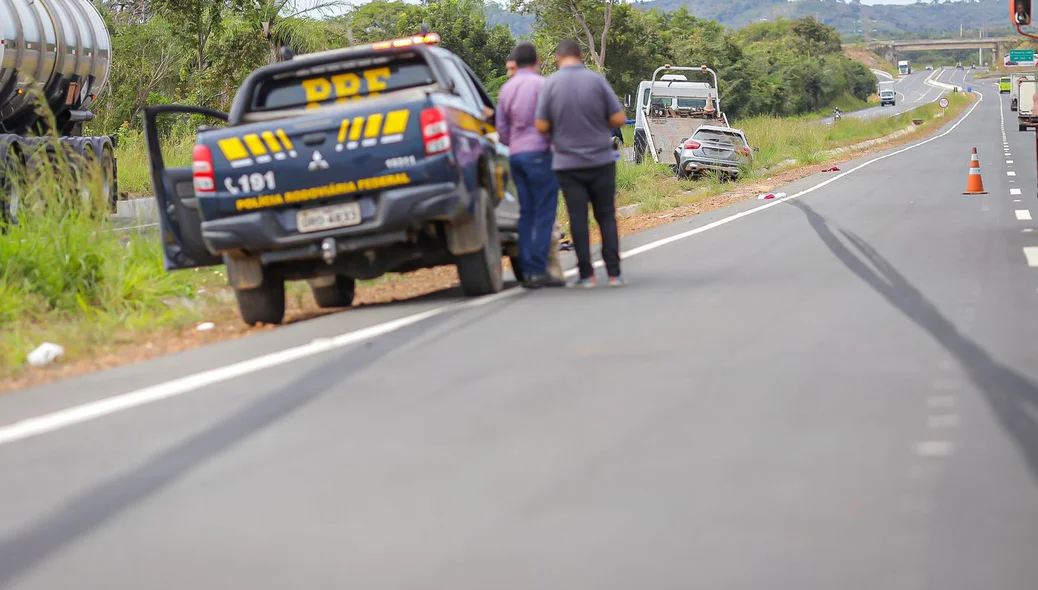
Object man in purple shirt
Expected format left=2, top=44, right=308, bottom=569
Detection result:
left=495, top=42, right=564, bottom=289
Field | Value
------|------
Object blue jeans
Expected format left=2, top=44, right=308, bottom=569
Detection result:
left=510, top=151, right=559, bottom=277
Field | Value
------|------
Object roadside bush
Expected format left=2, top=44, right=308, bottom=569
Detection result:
left=0, top=145, right=215, bottom=371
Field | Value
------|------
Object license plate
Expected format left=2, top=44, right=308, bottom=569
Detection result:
left=296, top=202, right=362, bottom=234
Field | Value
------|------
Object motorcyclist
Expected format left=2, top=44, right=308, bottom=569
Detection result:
left=833, top=107, right=842, bottom=120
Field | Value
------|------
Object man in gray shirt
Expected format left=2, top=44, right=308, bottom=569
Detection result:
left=535, top=39, right=627, bottom=287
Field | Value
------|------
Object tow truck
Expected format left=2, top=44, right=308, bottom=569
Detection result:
left=144, top=31, right=520, bottom=325
left=632, top=64, right=729, bottom=170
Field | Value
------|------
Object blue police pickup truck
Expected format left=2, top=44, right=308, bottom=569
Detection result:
left=144, top=31, right=520, bottom=325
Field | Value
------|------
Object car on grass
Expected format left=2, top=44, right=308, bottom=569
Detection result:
left=144, top=31, right=521, bottom=325
left=672, top=125, right=753, bottom=180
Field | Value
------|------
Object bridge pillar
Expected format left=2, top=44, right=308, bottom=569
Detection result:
left=876, top=44, right=897, bottom=65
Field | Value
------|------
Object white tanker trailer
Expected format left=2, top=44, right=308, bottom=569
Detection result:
left=0, top=0, right=116, bottom=224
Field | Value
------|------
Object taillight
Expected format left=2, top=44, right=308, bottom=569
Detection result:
left=736, top=147, right=751, bottom=156
left=683, top=140, right=701, bottom=150
left=421, top=107, right=451, bottom=155
left=192, top=144, right=216, bottom=195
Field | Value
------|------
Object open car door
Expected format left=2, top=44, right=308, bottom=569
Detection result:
left=143, top=105, right=228, bottom=270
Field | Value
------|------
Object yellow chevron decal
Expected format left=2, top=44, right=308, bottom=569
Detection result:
left=334, top=109, right=412, bottom=151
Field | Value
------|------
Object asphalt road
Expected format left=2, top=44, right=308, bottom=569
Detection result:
left=821, top=67, right=971, bottom=125
left=2, top=71, right=1038, bottom=589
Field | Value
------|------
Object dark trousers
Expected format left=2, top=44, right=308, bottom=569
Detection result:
left=511, top=151, right=559, bottom=277
left=556, top=162, right=621, bottom=279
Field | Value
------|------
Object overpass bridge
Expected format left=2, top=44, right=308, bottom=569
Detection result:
left=869, top=38, right=1017, bottom=66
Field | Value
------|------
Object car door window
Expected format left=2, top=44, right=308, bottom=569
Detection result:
left=456, top=58, right=497, bottom=111
left=437, top=55, right=481, bottom=111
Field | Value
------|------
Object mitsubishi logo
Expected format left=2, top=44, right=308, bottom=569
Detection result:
left=308, top=150, right=330, bottom=171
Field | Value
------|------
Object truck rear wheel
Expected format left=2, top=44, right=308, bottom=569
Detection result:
left=456, top=189, right=503, bottom=296
left=1021, top=124, right=1028, bottom=132
left=310, top=275, right=356, bottom=308
left=0, top=143, right=23, bottom=227
left=235, top=275, right=286, bottom=325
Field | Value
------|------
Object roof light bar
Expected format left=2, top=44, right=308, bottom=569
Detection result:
left=373, top=32, right=440, bottom=51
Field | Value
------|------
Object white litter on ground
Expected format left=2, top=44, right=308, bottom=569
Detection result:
left=27, top=343, right=65, bottom=367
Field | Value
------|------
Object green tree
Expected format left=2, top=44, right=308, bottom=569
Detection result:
left=511, top=0, right=619, bottom=69
left=151, top=0, right=231, bottom=72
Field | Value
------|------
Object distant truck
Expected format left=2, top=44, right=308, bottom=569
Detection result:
left=1011, top=73, right=1034, bottom=111
left=1018, top=79, right=1037, bottom=131
left=898, top=60, right=911, bottom=75
left=878, top=81, right=896, bottom=107
left=633, top=64, right=729, bottom=168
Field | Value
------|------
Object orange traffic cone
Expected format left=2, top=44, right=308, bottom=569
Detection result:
left=963, top=147, right=988, bottom=195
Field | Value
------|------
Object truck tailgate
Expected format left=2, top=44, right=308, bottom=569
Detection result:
left=201, top=94, right=438, bottom=219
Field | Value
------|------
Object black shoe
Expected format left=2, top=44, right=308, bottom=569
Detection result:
left=542, top=275, right=566, bottom=288
left=521, top=276, right=543, bottom=289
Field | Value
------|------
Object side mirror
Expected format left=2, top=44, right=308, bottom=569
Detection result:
left=1014, top=0, right=1031, bottom=25
left=753, top=146, right=760, bottom=152
left=624, top=94, right=632, bottom=108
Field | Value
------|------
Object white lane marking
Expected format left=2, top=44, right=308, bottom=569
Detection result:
left=1012, top=188, right=1023, bottom=195
left=0, top=90, right=987, bottom=447
left=1015, top=199, right=1022, bottom=203
left=928, top=415, right=961, bottom=428
left=1008, top=160, right=1015, bottom=164
left=622, top=92, right=984, bottom=260
left=927, top=395, right=958, bottom=408
left=1016, top=210, right=1032, bottom=221
left=915, top=441, right=955, bottom=457
left=1024, top=247, right=1038, bottom=267
left=1009, top=171, right=1017, bottom=177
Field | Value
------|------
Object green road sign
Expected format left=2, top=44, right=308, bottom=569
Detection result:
left=1010, top=49, right=1035, bottom=62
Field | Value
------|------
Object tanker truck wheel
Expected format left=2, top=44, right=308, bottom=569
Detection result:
left=92, top=139, right=117, bottom=213
left=78, top=138, right=116, bottom=212
left=0, top=141, right=24, bottom=228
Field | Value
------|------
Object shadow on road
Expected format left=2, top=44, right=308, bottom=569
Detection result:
left=0, top=294, right=520, bottom=587
left=790, top=199, right=1038, bottom=483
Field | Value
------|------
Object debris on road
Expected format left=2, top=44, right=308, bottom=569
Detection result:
left=757, top=192, right=788, bottom=200
left=821, top=166, right=841, bottom=172
left=27, top=343, right=65, bottom=367
left=196, top=322, right=216, bottom=332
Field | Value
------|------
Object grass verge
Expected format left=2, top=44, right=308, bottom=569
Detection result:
left=0, top=146, right=224, bottom=375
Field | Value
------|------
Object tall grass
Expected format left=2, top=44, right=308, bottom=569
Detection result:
left=0, top=140, right=218, bottom=374
left=114, top=130, right=196, bottom=197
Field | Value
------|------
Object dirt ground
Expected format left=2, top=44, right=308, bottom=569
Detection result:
left=0, top=104, right=974, bottom=393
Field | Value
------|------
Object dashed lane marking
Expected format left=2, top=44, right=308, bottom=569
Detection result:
left=928, top=415, right=961, bottom=429
left=1012, top=188, right=1023, bottom=195
left=1024, top=247, right=1038, bottom=267
left=1016, top=210, right=1032, bottom=221
left=915, top=441, right=955, bottom=457
left=1008, top=171, right=1017, bottom=177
